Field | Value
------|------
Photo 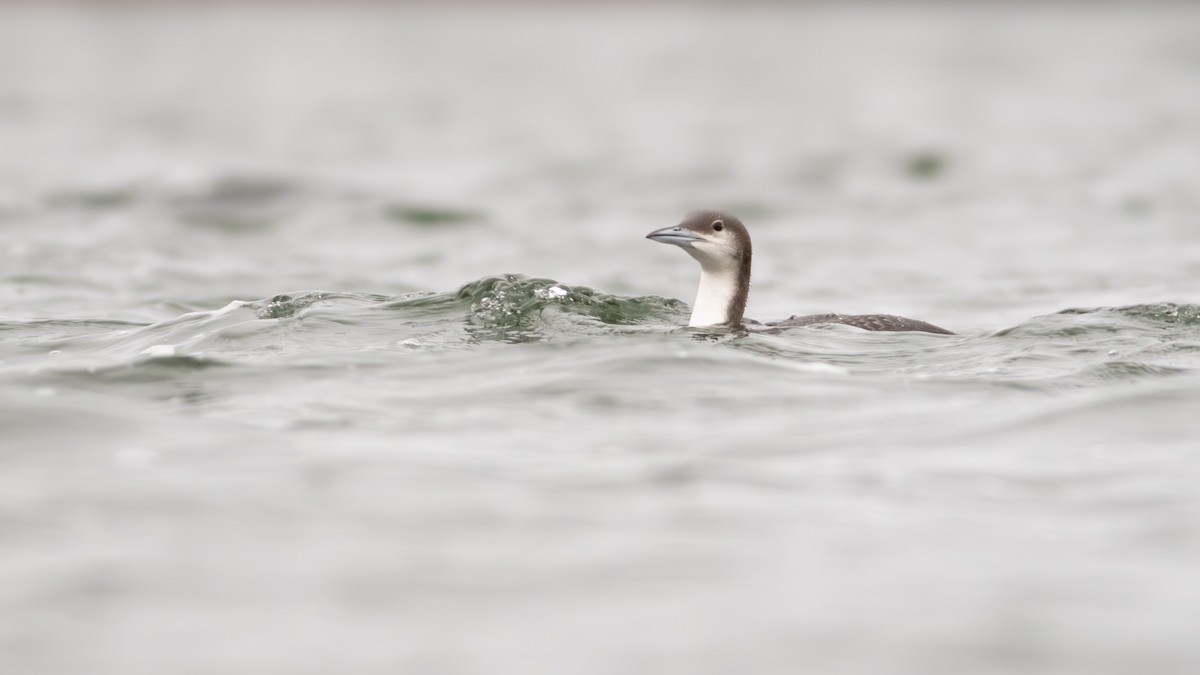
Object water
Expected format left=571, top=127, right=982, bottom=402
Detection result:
left=3, top=4, right=1200, bottom=674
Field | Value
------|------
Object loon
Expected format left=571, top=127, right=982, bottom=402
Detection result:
left=646, top=210, right=953, bottom=334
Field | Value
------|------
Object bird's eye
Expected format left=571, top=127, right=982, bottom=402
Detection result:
left=712, top=221, right=724, bottom=232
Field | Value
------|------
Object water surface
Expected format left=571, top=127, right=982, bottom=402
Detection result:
left=2, top=5, right=1200, bottom=674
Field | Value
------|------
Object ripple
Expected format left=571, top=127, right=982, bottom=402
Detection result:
left=169, top=174, right=302, bottom=231
left=383, top=204, right=484, bottom=227
left=1112, top=303, right=1200, bottom=327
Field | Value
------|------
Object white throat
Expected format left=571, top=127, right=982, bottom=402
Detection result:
left=687, top=253, right=741, bottom=327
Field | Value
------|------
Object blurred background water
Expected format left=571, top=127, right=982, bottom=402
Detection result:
left=2, top=3, right=1200, bottom=674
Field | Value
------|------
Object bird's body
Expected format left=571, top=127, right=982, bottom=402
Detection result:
left=770, top=313, right=953, bottom=334
left=646, top=210, right=953, bottom=335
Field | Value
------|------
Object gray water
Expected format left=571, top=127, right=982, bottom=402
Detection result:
left=3, top=4, right=1200, bottom=674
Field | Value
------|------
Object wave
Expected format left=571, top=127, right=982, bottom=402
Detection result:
left=5, top=279, right=1200, bottom=391
left=1, top=275, right=687, bottom=371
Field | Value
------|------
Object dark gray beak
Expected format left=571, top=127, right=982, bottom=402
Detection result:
left=646, top=225, right=703, bottom=247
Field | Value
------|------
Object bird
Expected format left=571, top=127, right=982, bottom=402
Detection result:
left=645, top=210, right=953, bottom=334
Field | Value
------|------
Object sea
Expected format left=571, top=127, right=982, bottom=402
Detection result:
left=2, top=4, right=1199, bottom=674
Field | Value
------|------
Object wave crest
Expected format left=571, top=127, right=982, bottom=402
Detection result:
left=455, top=274, right=687, bottom=336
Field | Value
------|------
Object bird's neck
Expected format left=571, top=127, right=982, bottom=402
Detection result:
left=688, top=252, right=751, bottom=327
